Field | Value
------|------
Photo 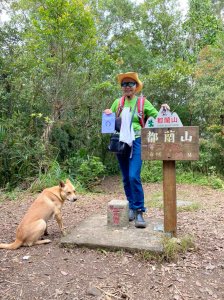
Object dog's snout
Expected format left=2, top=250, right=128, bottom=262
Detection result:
left=69, top=196, right=78, bottom=202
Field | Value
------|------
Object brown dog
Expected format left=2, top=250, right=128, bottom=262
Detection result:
left=0, top=179, right=77, bottom=250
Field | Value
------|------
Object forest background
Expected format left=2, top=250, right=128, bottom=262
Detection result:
left=0, top=0, right=223, bottom=192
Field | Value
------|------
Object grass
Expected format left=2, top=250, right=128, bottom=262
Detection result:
left=145, top=191, right=163, bottom=209
left=137, top=234, right=196, bottom=262
left=162, top=235, right=196, bottom=261
left=147, top=199, right=163, bottom=209
left=137, top=250, right=162, bottom=262
left=0, top=188, right=24, bottom=202
left=177, top=202, right=201, bottom=212
left=145, top=192, right=201, bottom=212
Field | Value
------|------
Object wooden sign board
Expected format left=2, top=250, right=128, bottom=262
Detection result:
left=141, top=126, right=199, bottom=161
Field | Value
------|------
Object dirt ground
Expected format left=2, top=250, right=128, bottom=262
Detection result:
left=0, top=176, right=224, bottom=300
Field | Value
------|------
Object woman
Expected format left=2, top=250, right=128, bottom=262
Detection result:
left=104, top=72, right=169, bottom=228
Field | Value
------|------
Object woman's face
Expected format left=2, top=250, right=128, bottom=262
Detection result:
left=121, top=77, right=137, bottom=98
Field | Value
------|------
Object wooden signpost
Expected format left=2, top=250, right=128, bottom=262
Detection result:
left=141, top=109, right=199, bottom=237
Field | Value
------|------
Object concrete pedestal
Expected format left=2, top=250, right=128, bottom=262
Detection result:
left=107, top=199, right=129, bottom=228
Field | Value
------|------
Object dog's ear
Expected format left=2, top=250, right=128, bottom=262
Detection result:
left=59, top=181, right=65, bottom=188
left=66, top=179, right=71, bottom=184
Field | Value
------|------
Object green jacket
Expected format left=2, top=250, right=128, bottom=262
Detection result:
left=110, top=96, right=158, bottom=132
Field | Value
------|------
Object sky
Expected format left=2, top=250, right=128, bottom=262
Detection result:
left=178, top=0, right=189, bottom=15
left=0, top=10, right=9, bottom=23
left=135, top=0, right=189, bottom=14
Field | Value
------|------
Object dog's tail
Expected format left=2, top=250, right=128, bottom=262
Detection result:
left=0, top=239, right=23, bottom=250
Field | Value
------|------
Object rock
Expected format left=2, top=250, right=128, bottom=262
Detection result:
left=86, top=285, right=102, bottom=297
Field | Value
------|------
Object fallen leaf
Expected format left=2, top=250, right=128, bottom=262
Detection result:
left=195, top=281, right=202, bottom=287
left=60, top=271, right=68, bottom=276
left=205, top=264, right=216, bottom=270
left=22, top=256, right=30, bottom=260
left=55, top=289, right=63, bottom=296
left=173, top=294, right=182, bottom=300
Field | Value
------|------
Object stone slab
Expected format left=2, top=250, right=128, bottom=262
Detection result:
left=61, top=214, right=164, bottom=253
left=177, top=200, right=194, bottom=207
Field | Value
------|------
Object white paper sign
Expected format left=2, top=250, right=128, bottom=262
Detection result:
left=145, top=108, right=183, bottom=128
left=101, top=112, right=115, bottom=133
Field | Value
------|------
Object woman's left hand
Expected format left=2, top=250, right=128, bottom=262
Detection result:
left=161, top=103, right=170, bottom=110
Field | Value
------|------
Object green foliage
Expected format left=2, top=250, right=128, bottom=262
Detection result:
left=0, top=116, right=57, bottom=189
left=189, top=34, right=224, bottom=176
left=28, top=160, right=85, bottom=193
left=139, top=0, right=184, bottom=59
left=64, top=150, right=88, bottom=177
left=142, top=160, right=224, bottom=189
left=176, top=162, right=224, bottom=189
left=176, top=170, right=208, bottom=185
left=50, top=125, right=70, bottom=161
left=29, top=160, right=67, bottom=192
left=209, top=176, right=224, bottom=189
left=141, top=161, right=163, bottom=183
left=66, top=154, right=106, bottom=190
left=183, top=0, right=222, bottom=61
left=143, top=59, right=193, bottom=125
left=104, top=154, right=120, bottom=175
left=0, top=124, right=6, bottom=142
left=77, top=156, right=106, bottom=189
left=0, top=0, right=224, bottom=189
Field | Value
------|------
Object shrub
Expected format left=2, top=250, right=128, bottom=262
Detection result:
left=209, top=176, right=224, bottom=189
left=66, top=154, right=106, bottom=190
left=141, top=161, right=163, bottom=183
left=29, top=161, right=68, bottom=192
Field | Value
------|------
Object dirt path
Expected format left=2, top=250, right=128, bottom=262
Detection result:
left=0, top=176, right=224, bottom=300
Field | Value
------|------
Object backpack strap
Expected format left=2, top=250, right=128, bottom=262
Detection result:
left=117, top=96, right=125, bottom=117
left=137, top=95, right=146, bottom=128
left=117, top=95, right=146, bottom=127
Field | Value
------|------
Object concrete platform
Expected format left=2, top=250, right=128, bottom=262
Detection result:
left=61, top=214, right=165, bottom=253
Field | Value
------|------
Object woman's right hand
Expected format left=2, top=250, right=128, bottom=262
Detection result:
left=104, top=109, right=112, bottom=114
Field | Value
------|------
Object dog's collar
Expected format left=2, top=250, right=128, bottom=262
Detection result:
left=47, top=190, right=64, bottom=203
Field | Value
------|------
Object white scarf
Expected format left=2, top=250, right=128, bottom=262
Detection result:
left=119, top=107, right=135, bottom=147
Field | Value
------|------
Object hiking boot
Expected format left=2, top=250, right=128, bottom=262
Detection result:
left=135, top=210, right=146, bottom=228
left=129, top=209, right=135, bottom=221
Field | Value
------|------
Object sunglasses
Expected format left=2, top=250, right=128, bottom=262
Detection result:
left=121, top=82, right=137, bottom=87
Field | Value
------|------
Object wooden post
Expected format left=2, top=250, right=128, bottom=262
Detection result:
left=163, top=160, right=177, bottom=237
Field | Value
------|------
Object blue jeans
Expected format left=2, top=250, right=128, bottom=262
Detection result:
left=116, top=137, right=145, bottom=212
